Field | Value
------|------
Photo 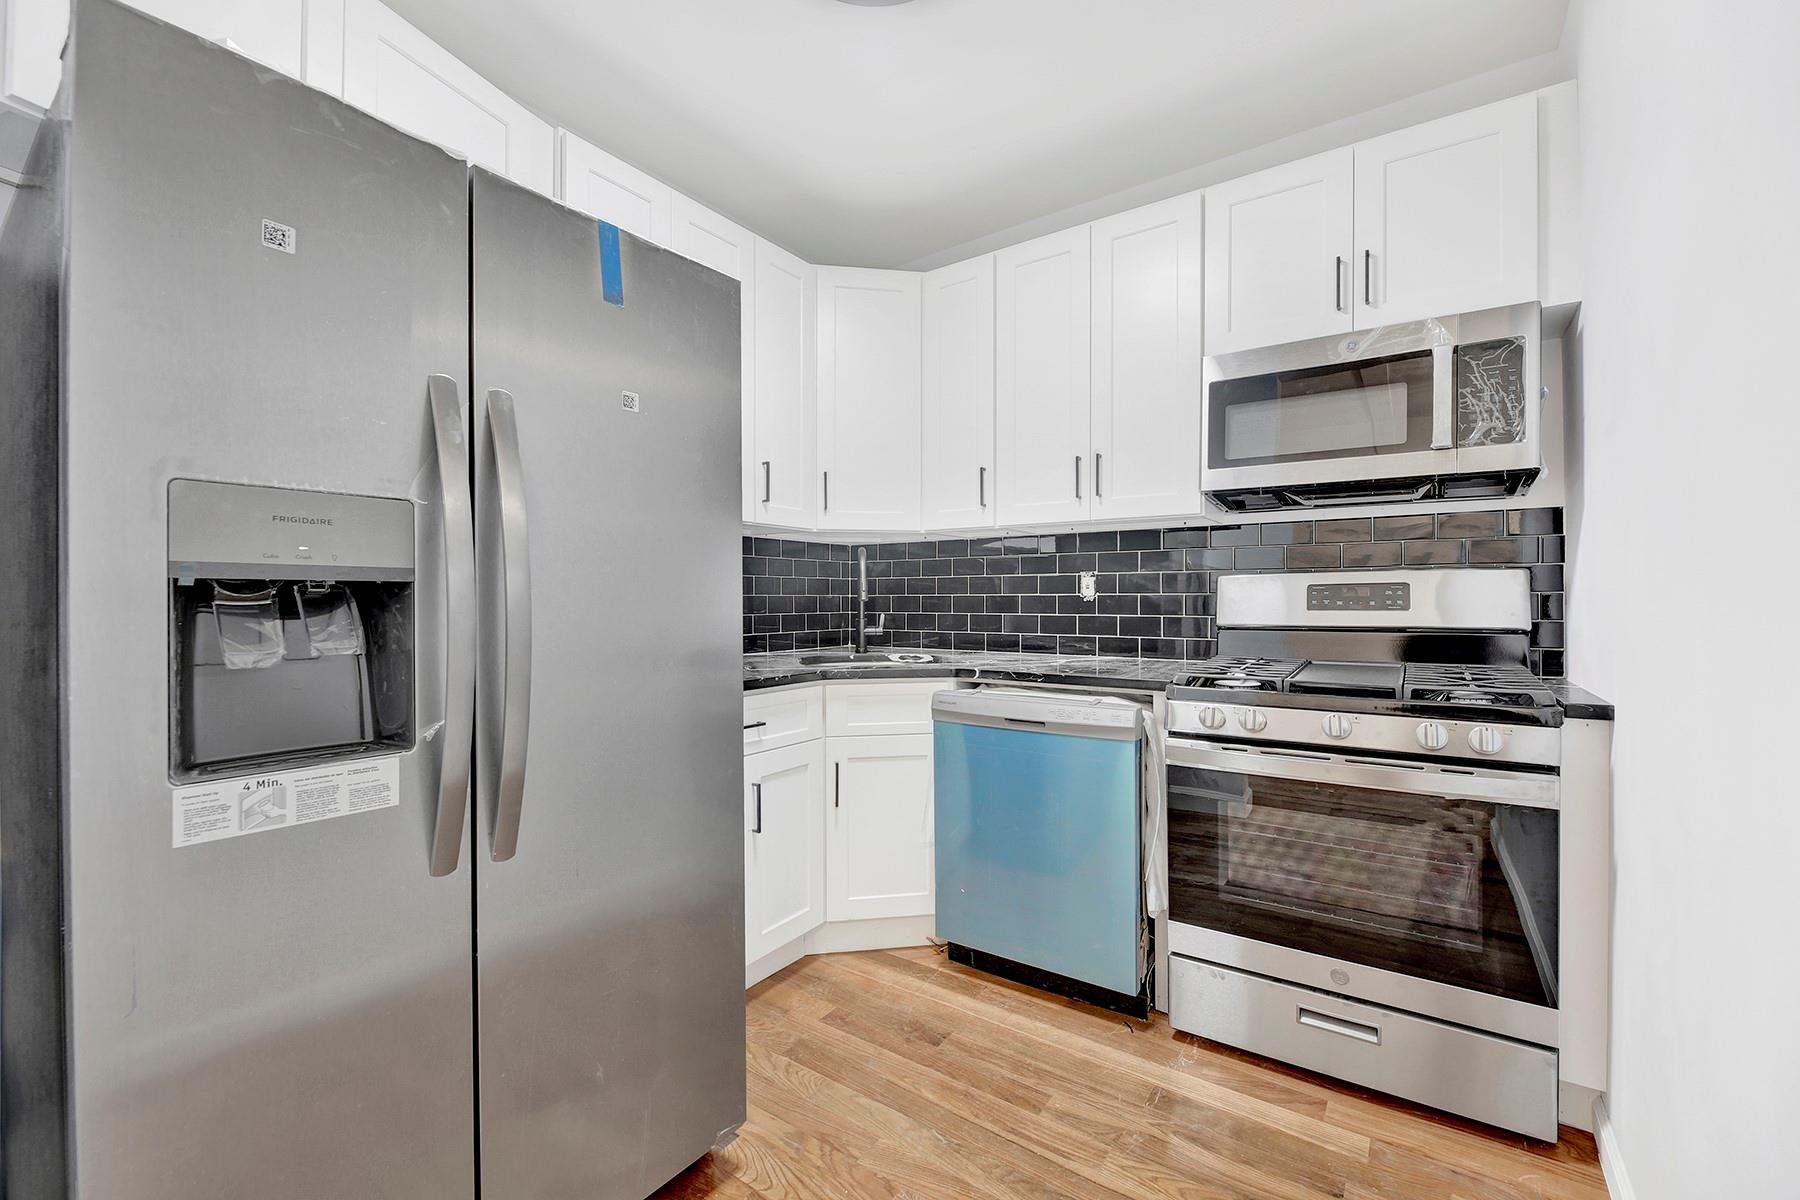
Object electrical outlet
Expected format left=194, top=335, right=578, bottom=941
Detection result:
left=1078, top=571, right=1098, bottom=602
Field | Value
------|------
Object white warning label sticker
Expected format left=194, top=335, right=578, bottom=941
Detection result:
left=172, top=757, right=399, bottom=849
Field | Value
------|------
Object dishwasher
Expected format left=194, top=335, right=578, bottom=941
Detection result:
left=932, top=688, right=1151, bottom=1016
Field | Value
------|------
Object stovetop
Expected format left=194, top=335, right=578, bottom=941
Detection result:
left=1175, top=656, right=1558, bottom=711
left=1166, top=655, right=1564, bottom=766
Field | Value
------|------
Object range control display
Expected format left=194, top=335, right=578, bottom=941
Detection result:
left=1307, top=581, right=1411, bottom=612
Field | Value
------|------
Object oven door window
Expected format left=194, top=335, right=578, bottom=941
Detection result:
left=1207, top=349, right=1436, bottom=470
left=1168, top=761, right=1558, bottom=1007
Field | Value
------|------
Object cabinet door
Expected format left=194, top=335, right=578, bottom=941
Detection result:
left=920, top=254, right=996, bottom=530
left=671, top=194, right=757, bottom=517
left=4, top=0, right=310, bottom=111
left=744, top=741, right=827, bottom=964
left=749, top=237, right=815, bottom=528
left=995, top=225, right=1091, bottom=524
left=1090, top=193, right=1204, bottom=523
left=1203, top=147, right=1353, bottom=354
left=827, top=734, right=935, bottom=922
left=341, top=0, right=554, bottom=195
left=1353, top=93, right=1538, bottom=328
left=816, top=266, right=922, bottom=531
left=557, top=128, right=672, bottom=245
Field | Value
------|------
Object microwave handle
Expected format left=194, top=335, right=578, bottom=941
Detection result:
left=1430, top=343, right=1455, bottom=450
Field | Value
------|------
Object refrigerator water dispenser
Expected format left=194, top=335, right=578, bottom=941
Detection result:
left=167, top=480, right=416, bottom=781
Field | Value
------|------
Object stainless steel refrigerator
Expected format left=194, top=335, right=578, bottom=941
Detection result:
left=0, top=3, right=746, bottom=1196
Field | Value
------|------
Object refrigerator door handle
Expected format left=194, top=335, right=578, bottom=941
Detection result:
left=485, top=388, right=533, bottom=862
left=427, top=373, right=475, bottom=877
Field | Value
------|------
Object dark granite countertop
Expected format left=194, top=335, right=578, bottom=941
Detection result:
left=1546, top=681, right=1615, bottom=721
left=743, top=647, right=1191, bottom=693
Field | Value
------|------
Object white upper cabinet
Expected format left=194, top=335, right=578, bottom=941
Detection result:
left=670, top=194, right=757, bottom=516
left=920, top=254, right=996, bottom=531
left=995, top=225, right=1091, bottom=525
left=1352, top=93, right=1538, bottom=327
left=749, top=237, right=815, bottom=529
left=1089, top=193, right=1204, bottom=523
left=341, top=0, right=553, bottom=195
left=4, top=0, right=314, bottom=111
left=556, top=128, right=671, bottom=245
left=1203, top=147, right=1354, bottom=355
left=816, top=267, right=922, bottom=531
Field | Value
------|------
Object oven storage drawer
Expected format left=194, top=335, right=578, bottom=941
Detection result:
left=1168, top=955, right=1557, bottom=1140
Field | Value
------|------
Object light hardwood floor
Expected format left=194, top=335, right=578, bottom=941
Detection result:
left=654, top=946, right=1608, bottom=1200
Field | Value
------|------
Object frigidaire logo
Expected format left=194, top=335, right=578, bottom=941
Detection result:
left=272, top=514, right=334, bottom=526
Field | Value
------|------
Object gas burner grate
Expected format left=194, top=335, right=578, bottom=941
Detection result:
left=1181, top=656, right=1304, bottom=692
left=1402, top=663, right=1556, bottom=708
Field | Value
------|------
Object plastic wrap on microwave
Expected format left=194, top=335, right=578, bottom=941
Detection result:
left=1455, top=336, right=1528, bottom=446
left=295, top=583, right=365, bottom=657
left=211, top=584, right=285, bottom=670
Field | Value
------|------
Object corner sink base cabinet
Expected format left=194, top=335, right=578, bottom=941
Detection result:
left=742, top=681, right=948, bottom=987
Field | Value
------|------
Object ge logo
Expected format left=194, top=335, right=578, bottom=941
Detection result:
left=1330, top=968, right=1351, bottom=987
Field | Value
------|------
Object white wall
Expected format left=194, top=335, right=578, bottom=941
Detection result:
left=0, top=180, right=14, bottom=231
left=1564, top=1, right=1800, bottom=1195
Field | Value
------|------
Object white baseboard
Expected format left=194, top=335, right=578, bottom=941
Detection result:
left=745, top=914, right=937, bottom=989
left=1593, top=1097, right=1636, bottom=1200
left=805, top=913, right=935, bottom=955
left=745, top=937, right=809, bottom=988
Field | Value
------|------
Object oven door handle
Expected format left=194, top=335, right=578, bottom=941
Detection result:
left=1164, top=737, right=1559, bottom=809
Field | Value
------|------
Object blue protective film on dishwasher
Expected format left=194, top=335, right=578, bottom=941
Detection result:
left=598, top=221, right=624, bottom=306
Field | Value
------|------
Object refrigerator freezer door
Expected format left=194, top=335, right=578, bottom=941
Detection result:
left=472, top=169, right=747, bottom=1198
left=54, top=4, right=474, bottom=1196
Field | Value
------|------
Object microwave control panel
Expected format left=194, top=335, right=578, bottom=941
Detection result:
left=1307, top=581, right=1411, bottom=612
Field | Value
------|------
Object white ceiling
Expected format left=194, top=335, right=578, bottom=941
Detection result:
left=388, top=0, right=1571, bottom=267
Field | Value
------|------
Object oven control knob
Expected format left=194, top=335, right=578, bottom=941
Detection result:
left=1235, top=707, right=1269, bottom=733
left=1196, top=704, right=1228, bottom=731
left=1416, top=721, right=1450, bottom=751
left=1320, top=713, right=1353, bottom=740
left=1468, top=725, right=1505, bottom=756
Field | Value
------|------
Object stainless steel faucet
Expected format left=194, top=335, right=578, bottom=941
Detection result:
left=854, top=546, right=884, bottom=653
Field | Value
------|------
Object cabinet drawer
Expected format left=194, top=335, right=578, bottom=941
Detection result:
left=743, top=685, right=824, bottom=754
left=1168, top=955, right=1557, bottom=1140
left=824, top=680, right=956, bottom=738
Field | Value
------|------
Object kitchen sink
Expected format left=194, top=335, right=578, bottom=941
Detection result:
left=797, top=652, right=938, bottom=665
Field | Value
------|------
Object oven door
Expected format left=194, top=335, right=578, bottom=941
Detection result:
left=1165, top=737, right=1558, bottom=1046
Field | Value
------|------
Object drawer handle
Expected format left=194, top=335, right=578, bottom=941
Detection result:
left=1297, top=1006, right=1382, bottom=1046
left=743, top=721, right=768, bottom=731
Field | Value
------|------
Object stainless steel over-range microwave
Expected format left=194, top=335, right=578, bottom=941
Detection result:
left=1202, top=302, right=1544, bottom=513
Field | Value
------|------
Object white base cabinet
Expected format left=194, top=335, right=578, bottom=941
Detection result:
left=826, top=733, right=935, bottom=923
left=743, top=740, right=827, bottom=965
left=742, top=682, right=944, bottom=985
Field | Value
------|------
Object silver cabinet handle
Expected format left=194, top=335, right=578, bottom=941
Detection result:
left=761, top=460, right=771, bottom=504
left=1073, top=455, right=1082, bottom=500
left=978, top=465, right=987, bottom=509
left=484, top=388, right=532, bottom=862
left=427, top=374, right=475, bottom=878
left=822, top=469, right=829, bottom=513
left=751, top=781, right=763, bottom=834
left=1094, top=452, right=1103, bottom=499
left=1335, top=255, right=1347, bottom=313
left=834, top=761, right=841, bottom=809
left=1298, top=1006, right=1382, bottom=1045
left=1363, top=249, right=1374, bottom=306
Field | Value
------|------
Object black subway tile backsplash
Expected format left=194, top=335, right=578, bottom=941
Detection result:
left=742, top=507, right=1568, bottom=675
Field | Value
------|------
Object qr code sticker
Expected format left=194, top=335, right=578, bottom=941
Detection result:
left=620, top=390, right=641, bottom=413
left=260, top=219, right=297, bottom=255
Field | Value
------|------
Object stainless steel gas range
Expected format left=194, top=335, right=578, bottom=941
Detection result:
left=1164, top=567, right=1563, bottom=1140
